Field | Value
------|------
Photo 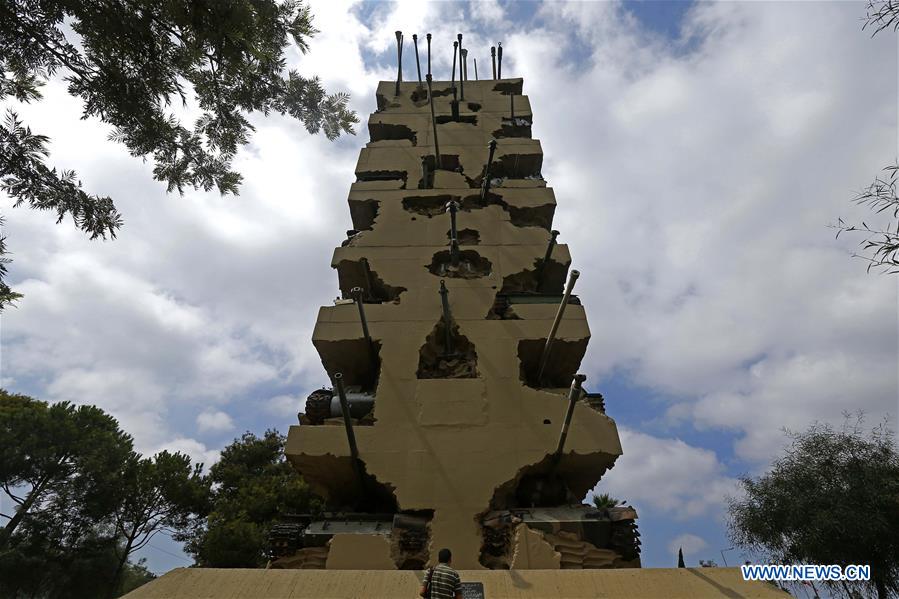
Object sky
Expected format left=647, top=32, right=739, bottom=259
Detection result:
left=1, top=0, right=897, bottom=574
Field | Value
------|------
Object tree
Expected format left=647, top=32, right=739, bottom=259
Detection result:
left=107, top=451, right=209, bottom=597
left=591, top=493, right=622, bottom=510
left=0, top=389, right=206, bottom=597
left=835, top=164, right=899, bottom=274
left=834, top=2, right=899, bottom=275
left=180, top=429, right=322, bottom=567
left=0, top=390, right=134, bottom=539
left=728, top=416, right=899, bottom=599
left=0, top=0, right=358, bottom=308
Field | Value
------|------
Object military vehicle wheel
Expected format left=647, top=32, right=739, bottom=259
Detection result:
left=305, top=390, right=333, bottom=424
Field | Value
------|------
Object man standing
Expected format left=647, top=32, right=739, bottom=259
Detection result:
left=421, top=548, right=462, bottom=599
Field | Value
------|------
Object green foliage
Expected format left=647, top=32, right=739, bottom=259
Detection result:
left=0, top=389, right=206, bottom=597
left=728, top=416, right=899, bottom=599
left=0, top=0, right=358, bottom=308
left=180, top=429, right=322, bottom=567
left=835, top=163, right=899, bottom=274
left=591, top=493, right=621, bottom=510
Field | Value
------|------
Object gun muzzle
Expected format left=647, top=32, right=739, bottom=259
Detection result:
left=536, top=269, right=580, bottom=385
left=439, top=279, right=454, bottom=354
left=413, top=34, right=422, bottom=83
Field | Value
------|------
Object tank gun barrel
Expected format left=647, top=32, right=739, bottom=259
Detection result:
left=537, top=269, right=580, bottom=384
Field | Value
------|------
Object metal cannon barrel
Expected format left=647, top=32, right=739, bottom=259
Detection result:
left=334, top=373, right=366, bottom=488
left=481, top=139, right=498, bottom=200
left=491, top=46, right=497, bottom=79
left=446, top=199, right=460, bottom=265
left=426, top=33, right=432, bottom=76
left=497, top=42, right=503, bottom=78
left=412, top=34, right=422, bottom=83
left=536, top=269, right=580, bottom=384
left=439, top=279, right=453, bottom=354
left=535, top=230, right=560, bottom=291
left=426, top=74, right=441, bottom=167
left=457, top=34, right=465, bottom=100
left=395, top=31, right=403, bottom=96
left=554, top=373, right=587, bottom=461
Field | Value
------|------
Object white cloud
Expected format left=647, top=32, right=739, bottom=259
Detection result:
left=595, top=428, right=740, bottom=520
left=265, top=394, right=303, bottom=419
left=668, top=533, right=708, bottom=558
left=0, top=2, right=895, bottom=564
left=157, top=437, right=221, bottom=470
left=196, top=410, right=235, bottom=434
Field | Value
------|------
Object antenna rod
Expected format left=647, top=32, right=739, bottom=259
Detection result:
left=491, top=46, right=497, bottom=79
left=413, top=34, right=422, bottom=83
left=537, top=270, right=580, bottom=385
left=457, top=34, right=465, bottom=100
left=426, top=74, right=441, bottom=168
left=497, top=42, right=503, bottom=79
left=426, top=33, right=432, bottom=77
left=439, top=280, right=454, bottom=354
left=480, top=139, right=498, bottom=200
left=395, top=31, right=403, bottom=96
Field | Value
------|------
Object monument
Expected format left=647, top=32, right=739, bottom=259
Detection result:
left=124, top=34, right=790, bottom=599
left=272, top=33, right=641, bottom=572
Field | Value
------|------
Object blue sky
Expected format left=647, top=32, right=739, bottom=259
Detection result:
left=2, top=0, right=896, bottom=575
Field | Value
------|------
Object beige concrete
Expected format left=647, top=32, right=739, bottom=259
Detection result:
left=510, top=524, right=561, bottom=569
left=125, top=568, right=790, bottom=598
left=325, top=534, right=396, bottom=570
left=285, top=77, right=626, bottom=569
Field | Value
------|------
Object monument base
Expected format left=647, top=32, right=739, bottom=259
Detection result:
left=125, top=567, right=789, bottom=598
